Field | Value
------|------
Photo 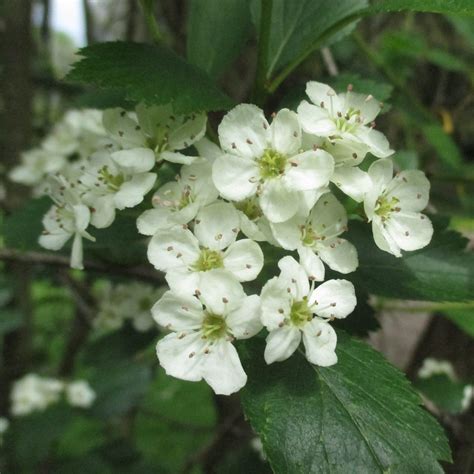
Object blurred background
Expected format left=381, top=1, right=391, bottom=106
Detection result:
left=0, top=1, right=473, bottom=473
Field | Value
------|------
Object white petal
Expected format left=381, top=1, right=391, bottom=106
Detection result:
left=137, top=208, right=173, bottom=235
left=194, top=201, right=240, bottom=250
left=167, top=113, right=207, bottom=150
left=325, top=138, right=369, bottom=166
left=73, top=204, right=91, bottom=232
left=297, top=246, right=325, bottom=281
left=284, top=149, right=334, bottom=191
left=197, top=270, right=245, bottom=316
left=102, top=108, right=146, bottom=148
left=111, top=147, right=155, bottom=173
left=238, top=213, right=266, bottom=241
left=39, top=231, right=71, bottom=251
left=270, top=215, right=302, bottom=250
left=317, top=238, right=358, bottom=274
left=301, top=319, right=337, bottom=367
left=166, top=269, right=200, bottom=297
left=357, top=128, right=394, bottom=158
left=309, top=193, right=347, bottom=237
left=218, top=104, right=269, bottom=158
left=212, top=154, right=259, bottom=201
left=202, top=340, right=247, bottom=395
left=305, top=81, right=338, bottom=106
left=156, top=332, right=206, bottom=382
left=385, top=212, right=433, bottom=252
left=311, top=279, right=356, bottom=319
left=264, top=327, right=301, bottom=364
left=135, top=103, right=172, bottom=137
left=260, top=277, right=291, bottom=330
left=151, top=291, right=203, bottom=331
left=147, top=228, right=200, bottom=271
left=372, top=218, right=401, bottom=257
left=114, top=173, right=156, bottom=209
left=297, top=101, right=336, bottom=136
left=160, top=151, right=198, bottom=165
left=331, top=167, right=371, bottom=203
left=193, top=137, right=223, bottom=162
left=223, top=239, right=264, bottom=281
left=278, top=255, right=310, bottom=299
left=70, top=233, right=84, bottom=270
left=259, top=179, right=298, bottom=223
left=88, top=194, right=116, bottom=229
left=226, top=294, right=262, bottom=339
left=271, top=108, right=301, bottom=155
left=365, top=158, right=394, bottom=218
left=386, top=170, right=430, bottom=212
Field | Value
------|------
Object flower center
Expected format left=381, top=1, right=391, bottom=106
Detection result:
left=201, top=312, right=227, bottom=340
left=235, top=198, right=262, bottom=221
left=99, top=165, right=125, bottom=191
left=178, top=187, right=193, bottom=210
left=290, top=298, right=312, bottom=327
left=301, top=225, right=319, bottom=247
left=334, top=108, right=361, bottom=133
left=258, top=149, right=287, bottom=179
left=191, top=248, right=224, bottom=272
left=375, top=196, right=400, bottom=220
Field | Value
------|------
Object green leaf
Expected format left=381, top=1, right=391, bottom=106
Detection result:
left=347, top=220, right=474, bottom=302
left=240, top=334, right=451, bottom=474
left=444, top=306, right=474, bottom=338
left=252, top=0, right=368, bottom=79
left=415, top=373, right=472, bottom=414
left=422, top=123, right=463, bottom=171
left=187, top=0, right=253, bottom=78
left=67, top=42, right=234, bottom=114
left=0, top=308, right=23, bottom=335
left=369, top=0, right=474, bottom=15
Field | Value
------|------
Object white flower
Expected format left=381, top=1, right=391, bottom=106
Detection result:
left=302, top=133, right=371, bottom=202
left=137, top=160, right=218, bottom=235
left=39, top=175, right=95, bottom=270
left=153, top=271, right=262, bottom=394
left=147, top=201, right=264, bottom=294
left=364, top=158, right=433, bottom=257
left=65, top=380, right=96, bottom=408
left=103, top=104, right=206, bottom=165
left=80, top=149, right=157, bottom=228
left=260, top=256, right=356, bottom=366
left=0, top=417, right=8, bottom=435
left=298, top=81, right=393, bottom=159
left=270, top=193, right=358, bottom=280
left=418, top=358, right=456, bottom=380
left=213, top=104, right=334, bottom=223
left=11, top=374, right=64, bottom=416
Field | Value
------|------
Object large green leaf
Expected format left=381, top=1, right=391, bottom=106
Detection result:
left=187, top=0, right=253, bottom=78
left=345, top=220, right=474, bottom=302
left=240, top=335, right=451, bottom=474
left=67, top=42, right=234, bottom=113
left=253, top=0, right=368, bottom=79
left=369, top=0, right=474, bottom=15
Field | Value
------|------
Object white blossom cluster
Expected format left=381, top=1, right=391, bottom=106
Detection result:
left=10, top=374, right=96, bottom=416
left=94, top=281, right=165, bottom=332
left=13, top=81, right=433, bottom=395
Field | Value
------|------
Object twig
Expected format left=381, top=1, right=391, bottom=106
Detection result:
left=321, top=47, right=339, bottom=76
left=0, top=248, right=164, bottom=283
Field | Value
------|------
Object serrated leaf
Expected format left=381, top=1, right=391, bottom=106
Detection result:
left=67, top=42, right=234, bottom=114
left=187, top=0, right=253, bottom=78
left=346, top=220, right=474, bottom=302
left=369, top=0, right=474, bottom=15
left=240, top=334, right=451, bottom=474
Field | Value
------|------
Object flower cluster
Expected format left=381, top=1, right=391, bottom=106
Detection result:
left=20, top=81, right=434, bottom=395
left=10, top=374, right=96, bottom=416
left=94, top=281, right=166, bottom=332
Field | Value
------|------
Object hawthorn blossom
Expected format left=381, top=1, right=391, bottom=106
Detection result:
left=147, top=201, right=264, bottom=294
left=11, top=374, right=64, bottom=416
left=364, top=158, right=433, bottom=257
left=103, top=103, right=206, bottom=165
left=80, top=149, right=157, bottom=229
left=137, top=159, right=218, bottom=236
left=213, top=104, right=334, bottom=223
left=153, top=271, right=262, bottom=394
left=270, top=193, right=358, bottom=280
left=298, top=81, right=393, bottom=159
left=65, top=380, right=96, bottom=408
left=39, top=175, right=95, bottom=270
left=260, top=256, right=356, bottom=366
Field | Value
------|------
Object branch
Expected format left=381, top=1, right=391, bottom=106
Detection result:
left=0, top=248, right=164, bottom=283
